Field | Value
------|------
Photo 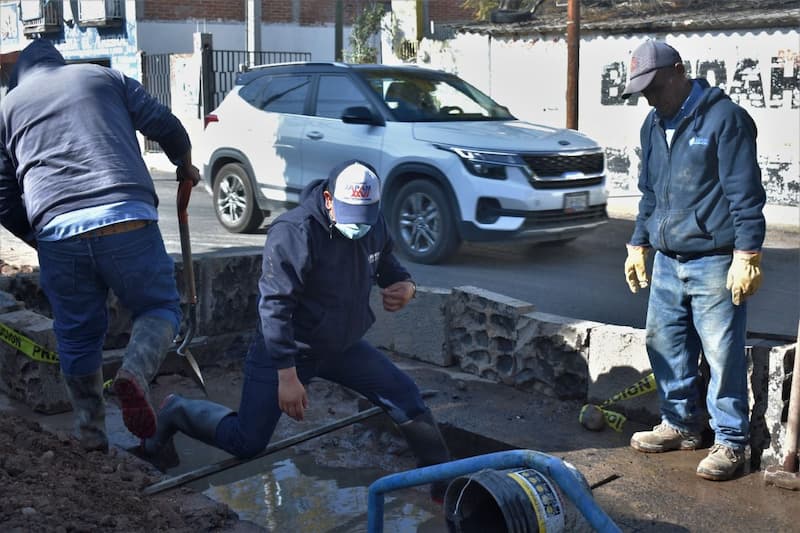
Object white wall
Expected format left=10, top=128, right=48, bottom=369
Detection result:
left=405, top=27, right=799, bottom=228
left=137, top=21, right=352, bottom=61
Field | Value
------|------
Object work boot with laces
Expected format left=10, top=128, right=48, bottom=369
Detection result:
left=630, top=422, right=701, bottom=453
left=696, top=444, right=745, bottom=481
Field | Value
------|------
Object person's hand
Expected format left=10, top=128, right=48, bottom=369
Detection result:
left=726, top=251, right=762, bottom=305
left=624, top=245, right=650, bottom=293
left=176, top=164, right=201, bottom=186
left=278, top=367, right=308, bottom=421
left=382, top=280, right=415, bottom=312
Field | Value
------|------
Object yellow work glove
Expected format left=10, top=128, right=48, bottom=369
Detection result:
left=726, top=251, right=762, bottom=305
left=624, top=245, right=650, bottom=293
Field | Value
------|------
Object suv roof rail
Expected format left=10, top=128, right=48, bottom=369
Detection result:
left=240, top=61, right=350, bottom=73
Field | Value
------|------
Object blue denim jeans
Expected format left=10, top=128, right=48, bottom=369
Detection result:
left=646, top=251, right=749, bottom=450
left=215, top=329, right=428, bottom=458
left=37, top=223, right=181, bottom=377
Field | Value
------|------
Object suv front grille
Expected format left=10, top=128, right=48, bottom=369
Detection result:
left=520, top=205, right=608, bottom=229
left=521, top=152, right=605, bottom=190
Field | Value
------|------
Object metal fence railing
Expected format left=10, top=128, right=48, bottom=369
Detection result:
left=142, top=53, right=172, bottom=153
left=210, top=50, right=312, bottom=108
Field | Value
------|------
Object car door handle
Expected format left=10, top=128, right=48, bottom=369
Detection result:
left=306, top=131, right=324, bottom=140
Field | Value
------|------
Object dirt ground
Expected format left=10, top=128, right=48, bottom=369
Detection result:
left=0, top=359, right=425, bottom=533
left=0, top=412, right=247, bottom=532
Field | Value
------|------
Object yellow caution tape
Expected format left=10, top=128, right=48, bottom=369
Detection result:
left=599, top=407, right=627, bottom=432
left=599, top=373, right=656, bottom=408
left=579, top=373, right=656, bottom=431
left=0, top=321, right=59, bottom=364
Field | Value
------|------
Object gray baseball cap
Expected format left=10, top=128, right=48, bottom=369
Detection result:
left=621, top=40, right=682, bottom=99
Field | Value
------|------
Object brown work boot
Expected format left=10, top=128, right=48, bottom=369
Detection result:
left=696, top=444, right=745, bottom=481
left=630, top=422, right=701, bottom=453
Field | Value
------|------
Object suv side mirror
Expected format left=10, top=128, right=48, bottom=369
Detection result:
left=341, top=106, right=384, bottom=126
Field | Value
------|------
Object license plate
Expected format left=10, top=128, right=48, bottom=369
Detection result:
left=564, top=192, right=588, bottom=213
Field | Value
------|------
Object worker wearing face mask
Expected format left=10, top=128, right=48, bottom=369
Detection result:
left=140, top=160, right=452, bottom=502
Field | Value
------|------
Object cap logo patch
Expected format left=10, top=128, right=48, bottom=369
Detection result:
left=345, top=183, right=373, bottom=200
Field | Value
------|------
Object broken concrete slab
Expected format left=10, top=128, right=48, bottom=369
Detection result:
left=0, top=309, right=70, bottom=414
left=366, top=285, right=452, bottom=366
left=760, top=341, right=797, bottom=468
left=514, top=311, right=598, bottom=400
left=0, top=290, right=22, bottom=313
left=587, top=323, right=658, bottom=423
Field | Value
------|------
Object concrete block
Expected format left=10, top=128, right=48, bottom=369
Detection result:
left=760, top=342, right=795, bottom=468
left=0, top=272, right=48, bottom=316
left=194, top=251, right=261, bottom=337
left=747, top=339, right=780, bottom=469
left=447, top=286, right=535, bottom=385
left=0, top=310, right=70, bottom=414
left=0, top=291, right=22, bottom=313
left=587, top=324, right=658, bottom=424
left=365, top=286, right=452, bottom=366
left=514, top=311, right=599, bottom=400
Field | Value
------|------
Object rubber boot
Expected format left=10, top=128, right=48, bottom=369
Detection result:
left=398, top=410, right=452, bottom=503
left=112, top=315, right=175, bottom=439
left=138, top=394, right=233, bottom=471
left=63, top=370, right=109, bottom=453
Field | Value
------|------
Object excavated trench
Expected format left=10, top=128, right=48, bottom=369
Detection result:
left=137, top=363, right=466, bottom=532
left=139, top=361, right=590, bottom=532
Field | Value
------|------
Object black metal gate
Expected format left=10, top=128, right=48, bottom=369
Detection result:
left=140, top=49, right=312, bottom=153
left=142, top=53, right=172, bottom=153
left=210, top=50, right=312, bottom=108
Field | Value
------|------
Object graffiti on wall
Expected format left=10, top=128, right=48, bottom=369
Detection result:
left=601, top=49, right=799, bottom=205
left=601, top=51, right=799, bottom=108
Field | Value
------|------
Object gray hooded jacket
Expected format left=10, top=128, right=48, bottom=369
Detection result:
left=0, top=39, right=191, bottom=242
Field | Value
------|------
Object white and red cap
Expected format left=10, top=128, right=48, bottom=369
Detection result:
left=328, top=161, right=381, bottom=224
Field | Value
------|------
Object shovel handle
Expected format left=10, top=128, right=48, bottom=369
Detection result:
left=177, top=178, right=197, bottom=305
left=177, top=176, right=192, bottom=225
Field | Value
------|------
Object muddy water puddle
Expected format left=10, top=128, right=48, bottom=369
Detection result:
left=166, top=433, right=447, bottom=532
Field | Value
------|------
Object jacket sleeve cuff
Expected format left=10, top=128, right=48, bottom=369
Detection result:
left=275, top=356, right=296, bottom=370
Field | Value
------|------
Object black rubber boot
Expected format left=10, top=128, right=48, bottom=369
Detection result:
left=63, top=370, right=109, bottom=453
left=398, top=410, right=452, bottom=502
left=112, top=316, right=174, bottom=439
left=138, top=394, right=233, bottom=471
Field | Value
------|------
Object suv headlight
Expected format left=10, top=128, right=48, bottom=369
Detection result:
left=437, top=145, right=527, bottom=180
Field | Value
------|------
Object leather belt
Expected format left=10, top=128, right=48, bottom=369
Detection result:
left=78, top=220, right=150, bottom=239
left=659, top=248, right=733, bottom=263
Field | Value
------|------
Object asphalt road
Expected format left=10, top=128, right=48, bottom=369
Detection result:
left=149, top=171, right=799, bottom=339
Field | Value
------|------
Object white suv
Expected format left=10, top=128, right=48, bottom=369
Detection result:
left=198, top=62, right=608, bottom=264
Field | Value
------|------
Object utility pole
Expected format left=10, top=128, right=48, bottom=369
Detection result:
left=566, top=0, right=580, bottom=130
left=335, top=0, right=343, bottom=61
left=247, top=0, right=262, bottom=66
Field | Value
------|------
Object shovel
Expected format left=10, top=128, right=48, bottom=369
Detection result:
left=175, top=171, right=207, bottom=395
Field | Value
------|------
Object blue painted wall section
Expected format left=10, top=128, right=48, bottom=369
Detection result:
left=0, top=2, right=140, bottom=82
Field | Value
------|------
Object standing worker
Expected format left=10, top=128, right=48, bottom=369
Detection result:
left=141, top=160, right=452, bottom=500
left=622, top=40, right=766, bottom=481
left=0, top=39, right=200, bottom=451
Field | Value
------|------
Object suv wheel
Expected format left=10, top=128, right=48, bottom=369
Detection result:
left=390, top=180, right=461, bottom=264
left=212, top=162, right=264, bottom=233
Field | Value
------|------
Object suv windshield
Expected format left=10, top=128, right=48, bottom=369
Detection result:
left=358, top=69, right=515, bottom=123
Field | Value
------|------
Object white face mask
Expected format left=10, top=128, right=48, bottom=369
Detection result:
left=335, top=223, right=372, bottom=240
